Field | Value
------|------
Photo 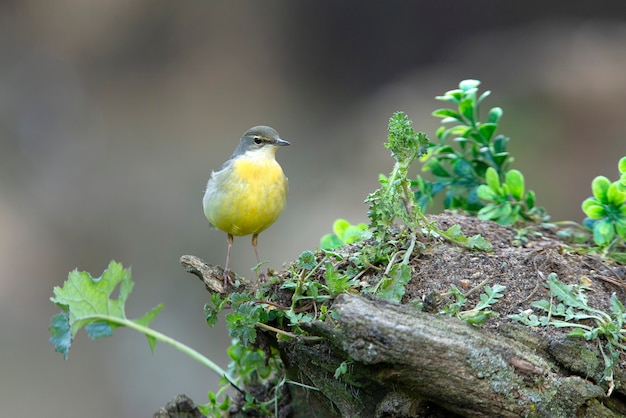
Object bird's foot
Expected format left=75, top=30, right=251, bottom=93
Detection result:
left=222, top=268, right=233, bottom=286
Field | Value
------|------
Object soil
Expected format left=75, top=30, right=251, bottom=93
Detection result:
left=407, top=213, right=625, bottom=325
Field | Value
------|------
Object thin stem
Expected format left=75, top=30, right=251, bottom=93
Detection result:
left=92, top=314, right=242, bottom=393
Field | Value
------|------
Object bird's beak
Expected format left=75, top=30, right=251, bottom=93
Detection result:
left=274, top=137, right=290, bottom=146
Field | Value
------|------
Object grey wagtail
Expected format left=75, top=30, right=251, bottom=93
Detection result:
left=203, top=126, right=289, bottom=283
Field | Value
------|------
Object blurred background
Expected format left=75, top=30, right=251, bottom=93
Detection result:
left=2, top=1, right=626, bottom=416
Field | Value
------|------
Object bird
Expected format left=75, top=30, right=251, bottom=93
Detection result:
left=203, top=126, right=289, bottom=284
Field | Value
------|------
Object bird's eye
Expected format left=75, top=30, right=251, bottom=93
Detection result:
left=253, top=136, right=263, bottom=145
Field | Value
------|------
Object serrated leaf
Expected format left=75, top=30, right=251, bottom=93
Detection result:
left=50, top=261, right=130, bottom=338
left=325, top=262, right=350, bottom=296
left=48, top=261, right=163, bottom=358
left=297, top=250, right=317, bottom=269
left=85, top=322, right=114, bottom=340
left=546, top=274, right=586, bottom=310
left=49, top=312, right=72, bottom=359
left=377, top=264, right=411, bottom=303
left=466, top=234, right=493, bottom=251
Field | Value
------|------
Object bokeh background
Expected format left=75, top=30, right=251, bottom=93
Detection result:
left=2, top=2, right=626, bottom=416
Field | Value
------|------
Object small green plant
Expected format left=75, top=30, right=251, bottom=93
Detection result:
left=581, top=156, right=626, bottom=254
left=476, top=167, right=536, bottom=225
left=415, top=79, right=542, bottom=225
left=440, top=283, right=506, bottom=325
left=48, top=261, right=292, bottom=415
left=510, top=273, right=626, bottom=395
left=366, top=111, right=430, bottom=237
left=366, top=112, right=492, bottom=251
left=48, top=262, right=243, bottom=386
left=320, top=218, right=369, bottom=250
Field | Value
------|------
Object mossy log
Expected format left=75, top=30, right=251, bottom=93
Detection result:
left=282, top=292, right=617, bottom=417
left=176, top=213, right=626, bottom=417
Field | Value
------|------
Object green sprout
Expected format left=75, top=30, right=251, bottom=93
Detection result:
left=510, top=273, right=625, bottom=395
left=320, top=218, right=370, bottom=250
left=582, top=156, right=626, bottom=250
left=366, top=111, right=430, bottom=237
left=476, top=167, right=536, bottom=225
left=440, top=283, right=506, bottom=325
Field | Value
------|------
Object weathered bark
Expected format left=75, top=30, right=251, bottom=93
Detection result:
left=284, top=293, right=611, bottom=417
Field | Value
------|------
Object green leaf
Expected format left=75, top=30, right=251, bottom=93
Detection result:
left=51, top=261, right=130, bottom=339
left=466, top=234, right=493, bottom=251
left=525, top=190, right=536, bottom=209
left=619, top=156, right=626, bottom=174
left=85, top=321, right=113, bottom=340
left=487, top=107, right=503, bottom=124
left=428, top=160, right=452, bottom=178
left=567, top=328, right=587, bottom=338
left=477, top=184, right=498, bottom=201
left=452, top=159, right=478, bottom=180
left=477, top=123, right=497, bottom=142
left=377, top=264, right=412, bottom=303
left=606, top=182, right=626, bottom=206
left=134, top=304, right=165, bottom=353
left=469, top=285, right=505, bottom=313
left=616, top=218, right=626, bottom=238
left=477, top=90, right=491, bottom=105
left=49, top=261, right=163, bottom=358
left=435, top=89, right=463, bottom=103
left=505, top=169, right=525, bottom=200
left=226, top=303, right=261, bottom=345
left=531, top=299, right=551, bottom=312
left=459, top=79, right=480, bottom=91
left=459, top=98, right=475, bottom=122
left=49, top=312, right=72, bottom=359
left=591, top=176, right=611, bottom=202
left=333, top=219, right=351, bottom=241
left=297, top=250, right=317, bottom=270
left=484, top=167, right=501, bottom=194
left=594, top=219, right=615, bottom=246
left=325, top=262, right=350, bottom=296
left=432, top=108, right=463, bottom=121
left=343, top=224, right=368, bottom=244
left=320, top=233, right=342, bottom=250
left=582, top=197, right=601, bottom=215
left=545, top=273, right=586, bottom=310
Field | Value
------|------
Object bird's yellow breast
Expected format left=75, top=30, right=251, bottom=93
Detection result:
left=203, top=151, right=288, bottom=236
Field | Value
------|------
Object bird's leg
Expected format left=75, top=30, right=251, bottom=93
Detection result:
left=223, top=233, right=234, bottom=285
left=252, top=233, right=265, bottom=281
